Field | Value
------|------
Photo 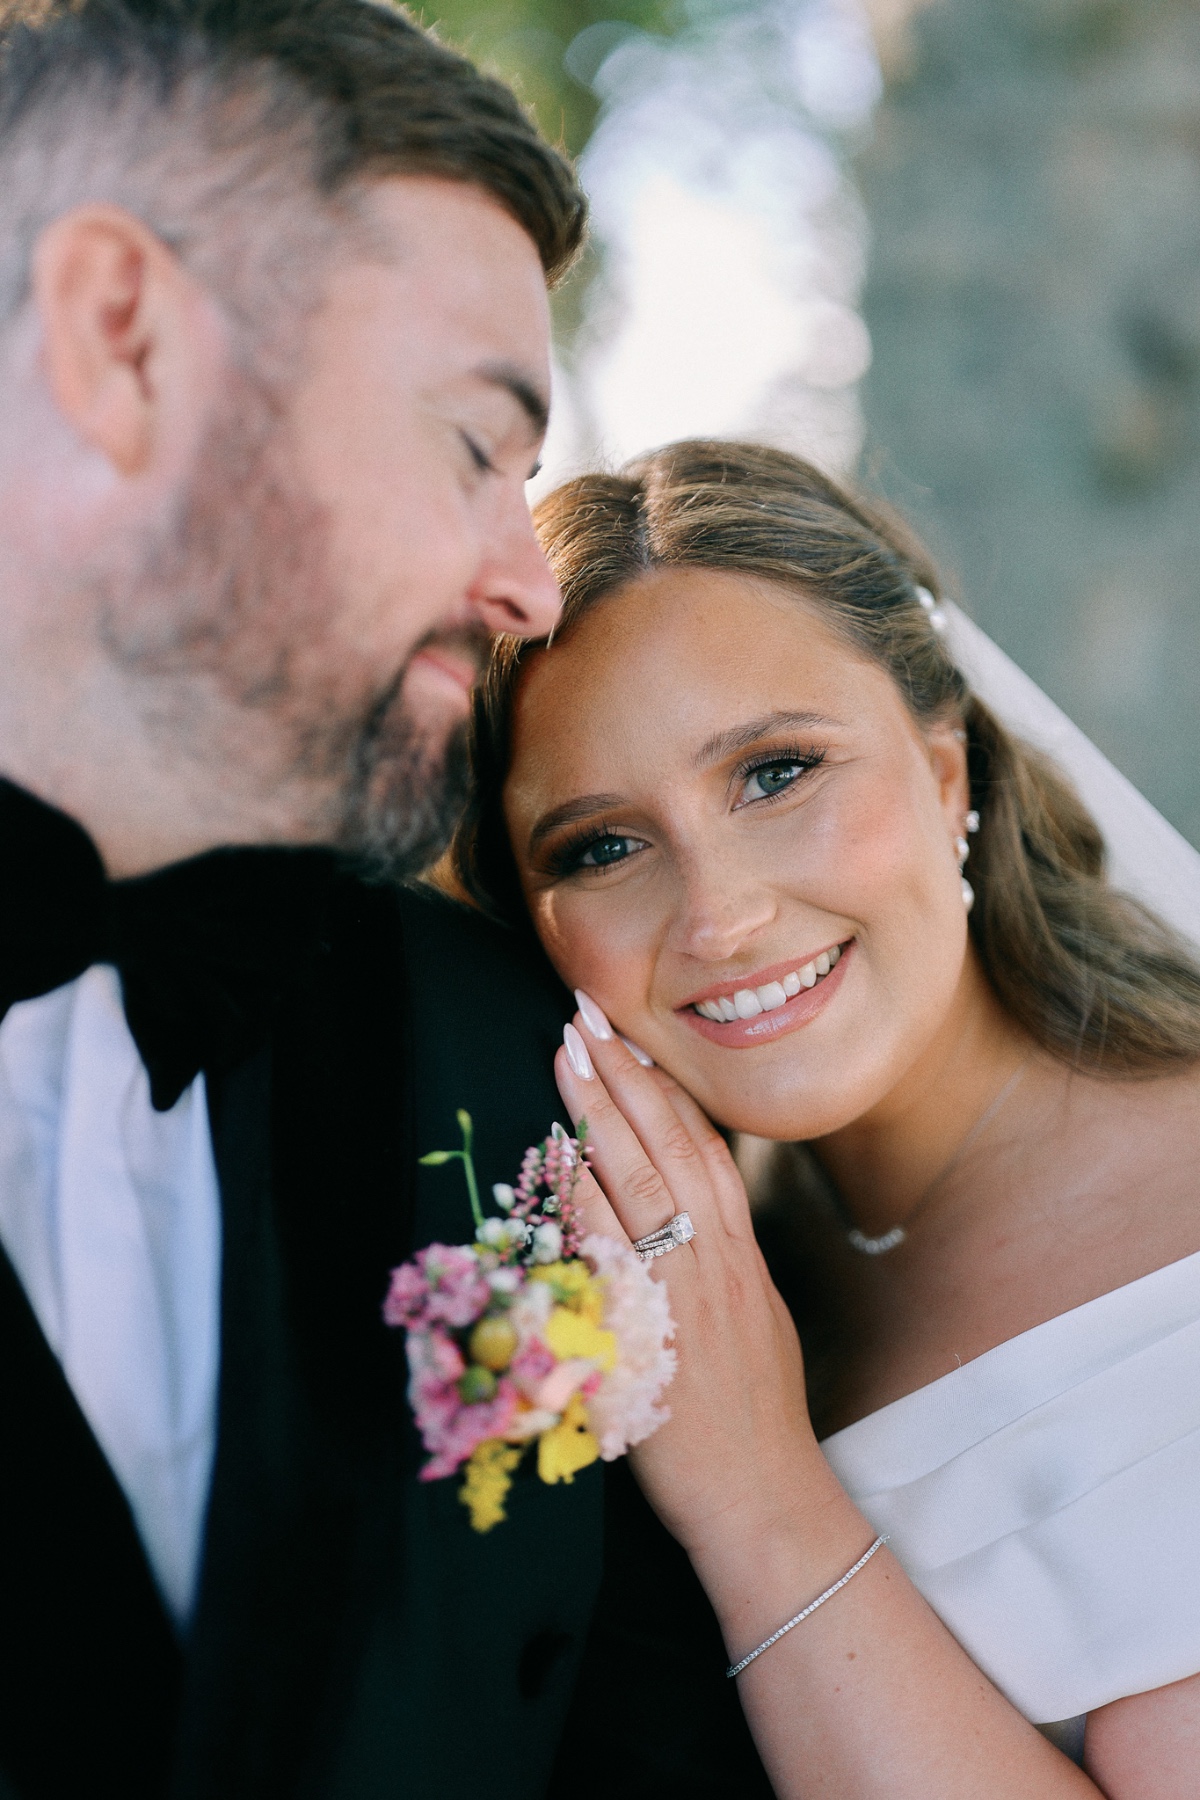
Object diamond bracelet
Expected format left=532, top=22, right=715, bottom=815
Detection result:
left=726, top=1536, right=889, bottom=1679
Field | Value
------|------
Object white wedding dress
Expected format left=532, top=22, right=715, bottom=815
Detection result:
left=818, top=609, right=1200, bottom=1764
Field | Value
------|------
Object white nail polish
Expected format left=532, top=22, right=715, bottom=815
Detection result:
left=619, top=1035, right=654, bottom=1068
left=563, top=1022, right=595, bottom=1080
left=574, top=989, right=613, bottom=1040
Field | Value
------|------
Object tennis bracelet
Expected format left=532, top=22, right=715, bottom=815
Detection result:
left=726, top=1536, right=889, bottom=1679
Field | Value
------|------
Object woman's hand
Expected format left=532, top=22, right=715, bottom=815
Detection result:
left=555, top=999, right=1102, bottom=1800
left=554, top=1000, right=842, bottom=1579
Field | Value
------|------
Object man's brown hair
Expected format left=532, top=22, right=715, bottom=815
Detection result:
left=0, top=0, right=586, bottom=330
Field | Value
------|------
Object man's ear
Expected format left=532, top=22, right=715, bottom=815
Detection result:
left=32, top=205, right=186, bottom=477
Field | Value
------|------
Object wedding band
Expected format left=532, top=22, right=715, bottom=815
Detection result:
left=632, top=1211, right=695, bottom=1261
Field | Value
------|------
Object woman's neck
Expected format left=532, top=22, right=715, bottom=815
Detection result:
left=810, top=950, right=1034, bottom=1238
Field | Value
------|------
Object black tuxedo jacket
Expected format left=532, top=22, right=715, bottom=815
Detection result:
left=0, top=882, right=770, bottom=1800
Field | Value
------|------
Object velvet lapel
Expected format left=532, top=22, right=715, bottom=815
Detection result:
left=173, top=876, right=413, bottom=1800
left=320, top=889, right=604, bottom=1800
left=0, top=1245, right=182, bottom=1799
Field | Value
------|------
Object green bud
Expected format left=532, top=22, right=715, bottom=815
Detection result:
left=458, top=1365, right=498, bottom=1405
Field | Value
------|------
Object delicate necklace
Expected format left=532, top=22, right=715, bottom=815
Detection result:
left=846, top=1061, right=1030, bottom=1256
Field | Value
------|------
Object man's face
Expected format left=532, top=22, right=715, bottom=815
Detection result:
left=273, top=176, right=561, bottom=871
left=97, top=175, right=561, bottom=875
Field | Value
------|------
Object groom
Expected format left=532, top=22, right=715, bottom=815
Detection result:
left=0, top=3, right=770, bottom=1798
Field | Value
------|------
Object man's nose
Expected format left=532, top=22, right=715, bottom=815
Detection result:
left=468, top=485, right=562, bottom=639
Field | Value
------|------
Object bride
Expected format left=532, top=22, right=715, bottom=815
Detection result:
left=453, top=440, right=1200, bottom=1798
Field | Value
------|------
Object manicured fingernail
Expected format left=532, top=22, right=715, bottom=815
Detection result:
left=574, top=989, right=613, bottom=1040
left=620, top=1035, right=654, bottom=1067
left=563, top=1023, right=595, bottom=1080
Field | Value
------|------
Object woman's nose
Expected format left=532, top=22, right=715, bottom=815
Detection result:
left=667, top=858, right=779, bottom=964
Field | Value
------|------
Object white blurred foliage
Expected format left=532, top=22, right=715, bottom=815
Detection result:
left=534, top=0, right=881, bottom=496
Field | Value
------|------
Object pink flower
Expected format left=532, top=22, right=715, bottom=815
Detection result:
left=418, top=1377, right=519, bottom=1480
left=509, top=1336, right=556, bottom=1391
left=383, top=1243, right=490, bottom=1331
left=531, top=1357, right=592, bottom=1414
left=382, top=1260, right=433, bottom=1328
left=405, top=1324, right=520, bottom=1478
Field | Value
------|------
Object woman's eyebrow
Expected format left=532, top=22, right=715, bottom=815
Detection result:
left=528, top=793, right=627, bottom=852
left=694, top=710, right=843, bottom=769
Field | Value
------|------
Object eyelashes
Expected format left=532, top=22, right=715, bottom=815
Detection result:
left=544, top=824, right=644, bottom=879
left=736, top=745, right=826, bottom=797
left=540, top=743, right=828, bottom=881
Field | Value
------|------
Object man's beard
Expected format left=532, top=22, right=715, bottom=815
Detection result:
left=95, top=370, right=480, bottom=881
left=335, top=645, right=476, bottom=883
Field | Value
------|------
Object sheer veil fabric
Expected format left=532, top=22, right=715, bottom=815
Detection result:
left=817, top=612, right=1200, bottom=1735
left=943, top=603, right=1200, bottom=951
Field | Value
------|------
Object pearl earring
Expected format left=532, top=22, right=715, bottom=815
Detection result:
left=958, top=814, right=977, bottom=912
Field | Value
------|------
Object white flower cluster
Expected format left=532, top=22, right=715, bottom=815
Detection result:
left=581, top=1233, right=677, bottom=1462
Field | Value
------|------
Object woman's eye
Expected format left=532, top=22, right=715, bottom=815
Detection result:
left=742, top=760, right=806, bottom=802
left=577, top=834, right=641, bottom=869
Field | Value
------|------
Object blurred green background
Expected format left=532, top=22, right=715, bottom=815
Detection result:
left=419, top=0, right=686, bottom=154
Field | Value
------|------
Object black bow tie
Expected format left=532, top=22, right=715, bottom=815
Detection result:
left=0, top=779, right=342, bottom=1110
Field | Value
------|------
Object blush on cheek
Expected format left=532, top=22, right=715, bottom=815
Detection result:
left=536, top=894, right=645, bottom=1034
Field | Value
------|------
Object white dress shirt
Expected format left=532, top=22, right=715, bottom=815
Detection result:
left=0, top=964, right=222, bottom=1625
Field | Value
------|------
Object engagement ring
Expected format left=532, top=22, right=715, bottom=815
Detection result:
left=632, top=1212, right=696, bottom=1262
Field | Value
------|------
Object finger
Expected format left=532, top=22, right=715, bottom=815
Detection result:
left=651, top=1075, right=756, bottom=1239
left=555, top=1040, right=707, bottom=1248
left=569, top=1020, right=733, bottom=1241
left=571, top=990, right=754, bottom=1237
left=567, top=1161, right=630, bottom=1249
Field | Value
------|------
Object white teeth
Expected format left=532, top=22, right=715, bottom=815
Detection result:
left=692, top=945, right=846, bottom=1023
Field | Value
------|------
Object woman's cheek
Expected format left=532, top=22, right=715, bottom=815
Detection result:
left=534, top=889, right=647, bottom=1021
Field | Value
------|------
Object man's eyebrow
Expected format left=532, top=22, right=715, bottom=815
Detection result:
left=479, top=361, right=549, bottom=437
left=694, top=710, right=843, bottom=769
left=528, top=793, right=626, bottom=853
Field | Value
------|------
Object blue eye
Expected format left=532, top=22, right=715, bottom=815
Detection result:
left=743, top=759, right=806, bottom=800
left=578, top=834, right=638, bottom=868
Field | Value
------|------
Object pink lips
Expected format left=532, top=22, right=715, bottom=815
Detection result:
left=678, top=940, right=854, bottom=1050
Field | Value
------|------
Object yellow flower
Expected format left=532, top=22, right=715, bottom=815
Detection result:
left=461, top=1438, right=522, bottom=1532
left=537, top=1393, right=601, bottom=1486
left=544, top=1302, right=617, bottom=1371
left=530, top=1258, right=604, bottom=1323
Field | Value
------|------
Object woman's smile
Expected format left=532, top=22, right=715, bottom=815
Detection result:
left=679, top=939, right=853, bottom=1047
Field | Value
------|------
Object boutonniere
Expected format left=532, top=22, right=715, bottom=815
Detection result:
left=384, top=1111, right=676, bottom=1531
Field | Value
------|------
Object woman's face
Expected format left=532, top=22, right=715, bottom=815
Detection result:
left=503, top=567, right=975, bottom=1140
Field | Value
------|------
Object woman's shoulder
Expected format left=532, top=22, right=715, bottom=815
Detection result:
left=821, top=1242, right=1200, bottom=1483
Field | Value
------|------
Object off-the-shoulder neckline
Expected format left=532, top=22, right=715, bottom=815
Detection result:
left=821, top=1244, right=1200, bottom=1466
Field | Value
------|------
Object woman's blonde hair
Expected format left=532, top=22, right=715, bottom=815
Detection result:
left=455, top=439, right=1200, bottom=1075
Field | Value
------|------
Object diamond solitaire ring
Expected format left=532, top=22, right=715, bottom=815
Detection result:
left=632, top=1211, right=696, bottom=1262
